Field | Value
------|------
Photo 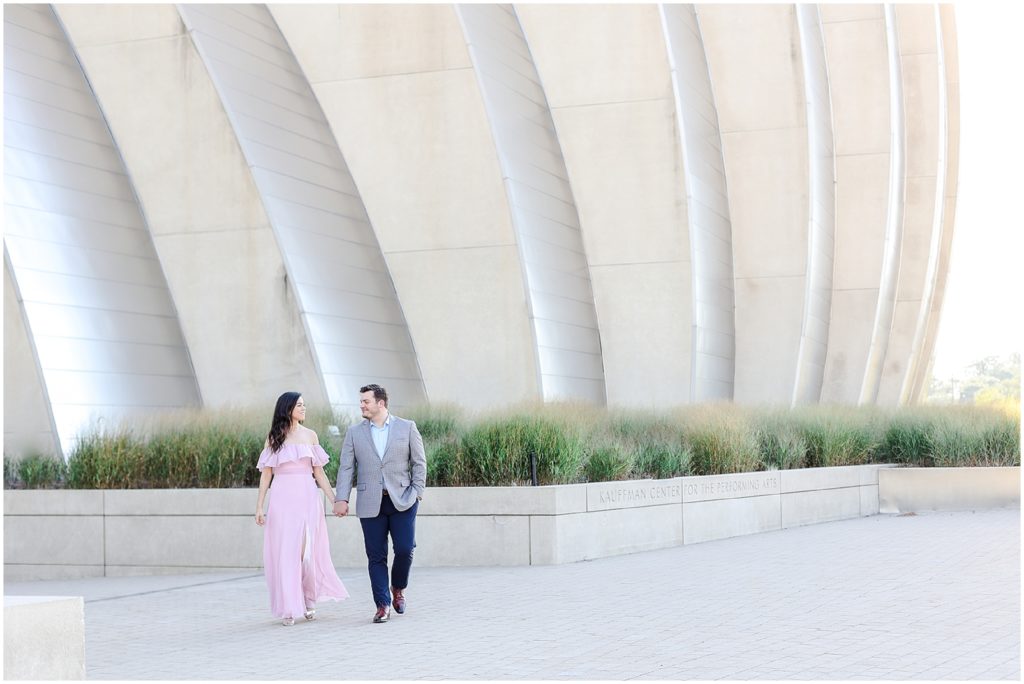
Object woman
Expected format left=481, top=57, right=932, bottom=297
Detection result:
left=255, top=392, right=348, bottom=625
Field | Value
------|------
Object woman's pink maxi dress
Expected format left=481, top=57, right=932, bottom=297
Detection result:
left=257, top=443, right=348, bottom=619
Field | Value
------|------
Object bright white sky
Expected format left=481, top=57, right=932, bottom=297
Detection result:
left=929, top=2, right=1023, bottom=380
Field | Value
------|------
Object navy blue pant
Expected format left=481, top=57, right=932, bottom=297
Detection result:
left=360, top=495, right=417, bottom=608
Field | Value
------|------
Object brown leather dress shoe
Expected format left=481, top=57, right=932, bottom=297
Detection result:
left=392, top=588, right=406, bottom=614
left=373, top=605, right=390, bottom=623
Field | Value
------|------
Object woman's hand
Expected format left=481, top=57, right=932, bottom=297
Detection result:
left=255, top=511, right=265, bottom=526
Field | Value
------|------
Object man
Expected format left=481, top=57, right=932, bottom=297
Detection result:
left=333, top=384, right=426, bottom=623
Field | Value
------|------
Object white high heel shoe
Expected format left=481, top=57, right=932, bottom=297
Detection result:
left=282, top=617, right=295, bottom=626
left=304, top=608, right=316, bottom=621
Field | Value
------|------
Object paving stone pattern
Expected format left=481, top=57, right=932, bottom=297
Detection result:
left=5, top=509, right=1019, bottom=680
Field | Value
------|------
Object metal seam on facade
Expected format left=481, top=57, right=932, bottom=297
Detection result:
left=456, top=3, right=606, bottom=404
left=3, top=4, right=201, bottom=454
left=860, top=4, right=907, bottom=405
left=660, top=3, right=736, bottom=402
left=178, top=4, right=426, bottom=413
left=793, top=4, right=837, bottom=406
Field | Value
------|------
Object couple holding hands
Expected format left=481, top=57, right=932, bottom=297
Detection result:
left=254, top=384, right=425, bottom=626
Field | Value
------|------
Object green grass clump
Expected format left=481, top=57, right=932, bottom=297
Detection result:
left=606, top=414, right=691, bottom=478
left=687, top=423, right=760, bottom=475
left=793, top=408, right=879, bottom=468
left=67, top=431, right=145, bottom=488
left=682, top=405, right=759, bottom=476
left=8, top=453, right=67, bottom=488
left=459, top=414, right=585, bottom=485
left=585, top=444, right=635, bottom=482
left=929, top=407, right=1021, bottom=467
left=754, top=415, right=807, bottom=470
left=878, top=413, right=936, bottom=466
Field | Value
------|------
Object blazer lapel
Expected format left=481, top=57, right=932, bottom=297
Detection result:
left=361, top=421, right=376, bottom=457
left=381, top=417, right=398, bottom=461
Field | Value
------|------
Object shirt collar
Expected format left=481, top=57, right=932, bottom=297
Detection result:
left=370, top=414, right=391, bottom=429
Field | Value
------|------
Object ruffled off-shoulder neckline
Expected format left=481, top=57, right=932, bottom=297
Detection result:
left=256, top=442, right=330, bottom=470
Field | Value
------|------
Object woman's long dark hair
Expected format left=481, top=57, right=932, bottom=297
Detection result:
left=267, top=391, right=302, bottom=453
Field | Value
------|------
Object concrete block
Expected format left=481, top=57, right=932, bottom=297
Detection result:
left=878, top=467, right=1021, bottom=514
left=699, top=4, right=804, bottom=132
left=733, top=276, right=805, bottom=403
left=104, top=516, right=261, bottom=568
left=3, top=516, right=103, bottom=566
left=422, top=484, right=587, bottom=516
left=104, top=488, right=257, bottom=515
left=782, top=487, right=862, bottom=528
left=820, top=5, right=884, bottom=23
left=530, top=505, right=683, bottom=564
left=590, top=263, right=693, bottom=406
left=417, top=515, right=531, bottom=566
left=3, top=490, right=103, bottom=516
left=4, top=595, right=85, bottom=680
left=551, top=100, right=688, bottom=267
left=861, top=465, right=896, bottom=486
left=384, top=248, right=540, bottom=409
left=55, top=4, right=181, bottom=46
left=272, top=4, right=470, bottom=83
left=517, top=4, right=670, bottom=107
left=860, top=485, right=880, bottom=516
left=781, top=466, right=865, bottom=493
left=324, top=514, right=368, bottom=568
left=3, top=565, right=103, bottom=582
left=587, top=478, right=682, bottom=512
left=682, top=472, right=781, bottom=503
left=683, top=495, right=781, bottom=545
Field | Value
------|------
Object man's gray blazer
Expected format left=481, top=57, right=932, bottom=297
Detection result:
left=335, top=416, right=426, bottom=518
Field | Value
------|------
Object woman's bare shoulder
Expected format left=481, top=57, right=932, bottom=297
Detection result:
left=297, top=424, right=319, bottom=443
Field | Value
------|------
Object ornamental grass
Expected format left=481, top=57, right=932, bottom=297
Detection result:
left=3, top=404, right=1018, bottom=489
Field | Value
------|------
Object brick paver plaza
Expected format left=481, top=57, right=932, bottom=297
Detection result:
left=5, top=509, right=1020, bottom=680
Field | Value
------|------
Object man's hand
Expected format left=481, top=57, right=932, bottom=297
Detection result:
left=333, top=500, right=349, bottom=517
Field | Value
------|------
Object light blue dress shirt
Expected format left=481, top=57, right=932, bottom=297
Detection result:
left=369, top=415, right=391, bottom=459
left=369, top=415, right=391, bottom=486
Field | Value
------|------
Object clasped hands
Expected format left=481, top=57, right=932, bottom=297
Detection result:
left=332, top=500, right=349, bottom=517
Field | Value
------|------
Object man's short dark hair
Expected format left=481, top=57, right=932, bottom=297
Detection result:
left=360, top=383, right=388, bottom=407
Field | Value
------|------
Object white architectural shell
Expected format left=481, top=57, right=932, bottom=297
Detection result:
left=3, top=3, right=960, bottom=458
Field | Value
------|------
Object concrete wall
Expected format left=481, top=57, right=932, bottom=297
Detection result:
left=818, top=5, right=892, bottom=405
left=517, top=4, right=694, bottom=407
left=4, top=464, right=915, bottom=578
left=55, top=4, right=327, bottom=412
left=698, top=5, right=810, bottom=404
left=878, top=467, right=1020, bottom=514
left=271, top=4, right=540, bottom=410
